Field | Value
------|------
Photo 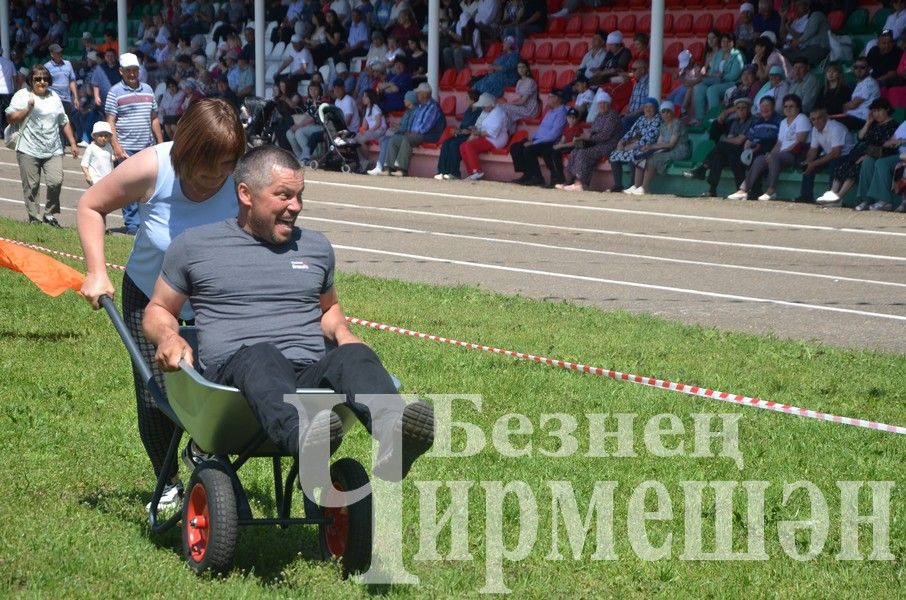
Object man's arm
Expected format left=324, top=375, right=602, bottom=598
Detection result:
left=150, top=111, right=164, bottom=143
left=143, top=276, right=193, bottom=371
left=319, top=287, right=364, bottom=346
left=106, top=114, right=127, bottom=160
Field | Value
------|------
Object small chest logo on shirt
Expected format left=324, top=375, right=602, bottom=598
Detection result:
left=291, top=260, right=310, bottom=270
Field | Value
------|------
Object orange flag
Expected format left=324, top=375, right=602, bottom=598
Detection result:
left=0, top=240, right=85, bottom=297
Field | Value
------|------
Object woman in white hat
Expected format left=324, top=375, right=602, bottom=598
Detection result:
left=558, top=89, right=623, bottom=192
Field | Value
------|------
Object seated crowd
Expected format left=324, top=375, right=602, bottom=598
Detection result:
left=6, top=0, right=906, bottom=212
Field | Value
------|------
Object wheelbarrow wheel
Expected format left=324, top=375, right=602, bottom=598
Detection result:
left=182, top=461, right=238, bottom=575
left=319, top=458, right=372, bottom=577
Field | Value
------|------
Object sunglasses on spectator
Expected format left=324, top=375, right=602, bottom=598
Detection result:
left=32, top=76, right=50, bottom=82
left=853, top=65, right=868, bottom=70
left=783, top=104, right=796, bottom=108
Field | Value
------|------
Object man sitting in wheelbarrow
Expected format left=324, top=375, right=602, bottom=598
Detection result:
left=143, top=144, right=435, bottom=482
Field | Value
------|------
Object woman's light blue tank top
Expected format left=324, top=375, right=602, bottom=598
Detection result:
left=125, top=142, right=239, bottom=319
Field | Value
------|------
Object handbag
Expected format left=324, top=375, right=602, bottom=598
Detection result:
left=4, top=122, right=19, bottom=150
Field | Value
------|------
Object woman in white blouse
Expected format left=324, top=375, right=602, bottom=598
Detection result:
left=728, top=93, right=811, bottom=201
left=355, top=89, right=387, bottom=172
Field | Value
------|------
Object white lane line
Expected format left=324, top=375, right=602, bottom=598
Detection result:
left=0, top=176, right=86, bottom=193
left=306, top=178, right=906, bottom=238
left=308, top=199, right=906, bottom=262
left=307, top=216, right=906, bottom=289
left=0, top=197, right=123, bottom=220
left=0, top=158, right=903, bottom=238
left=333, top=244, right=906, bottom=322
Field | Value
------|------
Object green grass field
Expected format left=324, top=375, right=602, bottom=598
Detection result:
left=0, top=217, right=903, bottom=598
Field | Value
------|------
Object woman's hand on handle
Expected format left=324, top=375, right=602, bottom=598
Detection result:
left=81, top=271, right=116, bottom=309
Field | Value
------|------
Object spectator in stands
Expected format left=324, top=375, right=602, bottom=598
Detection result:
left=91, top=49, right=122, bottom=119
left=669, top=50, right=698, bottom=120
left=883, top=0, right=906, bottom=42
left=835, top=58, right=880, bottom=130
left=384, top=35, right=407, bottom=65
left=504, top=0, right=546, bottom=48
left=819, top=98, right=901, bottom=207
left=435, top=89, right=482, bottom=180
left=323, top=10, right=348, bottom=58
left=340, top=8, right=371, bottom=59
left=39, top=11, right=67, bottom=57
left=781, top=0, right=829, bottom=66
left=45, top=44, right=80, bottom=145
left=472, top=36, right=520, bottom=98
left=866, top=30, right=903, bottom=88
left=6, top=64, right=79, bottom=227
left=736, top=3, right=757, bottom=60
left=817, top=62, right=852, bottom=116
left=239, top=26, right=255, bottom=64
left=231, top=56, right=254, bottom=101
left=753, top=0, right=781, bottom=41
left=368, top=89, right=418, bottom=175
left=621, top=59, right=650, bottom=131
left=691, top=32, right=745, bottom=126
left=608, top=97, right=661, bottom=193
left=469, top=0, right=504, bottom=54
left=554, top=89, right=623, bottom=192
left=799, top=107, right=855, bottom=203
left=597, top=31, right=632, bottom=84
left=381, top=82, right=444, bottom=176
left=368, top=31, right=390, bottom=66
left=372, top=0, right=396, bottom=32
left=572, top=75, right=594, bottom=121
left=0, top=51, right=16, bottom=134
left=728, top=93, right=811, bottom=201
left=274, top=34, right=314, bottom=97
left=701, top=30, right=721, bottom=76
left=335, top=62, right=356, bottom=95
left=287, top=81, right=327, bottom=163
left=158, top=78, right=185, bottom=141
left=389, top=9, right=421, bottom=47
left=377, top=56, right=412, bottom=113
left=355, top=89, right=387, bottom=172
left=627, top=101, right=690, bottom=195
left=383, top=0, right=411, bottom=32
left=577, top=31, right=607, bottom=83
left=753, top=65, right=790, bottom=112
left=684, top=97, right=757, bottom=198
left=502, top=61, right=539, bottom=131
left=307, top=12, right=330, bottom=64
left=631, top=33, right=650, bottom=62
left=407, top=37, right=428, bottom=86
left=331, top=0, right=353, bottom=24
left=723, top=64, right=761, bottom=108
left=548, top=108, right=585, bottom=186
left=509, top=88, right=568, bottom=187
left=215, top=75, right=241, bottom=111
left=550, top=0, right=608, bottom=20
left=751, top=34, right=787, bottom=83
left=460, top=92, right=509, bottom=180
left=787, top=56, right=820, bottom=113
left=96, top=30, right=120, bottom=57
left=852, top=116, right=906, bottom=211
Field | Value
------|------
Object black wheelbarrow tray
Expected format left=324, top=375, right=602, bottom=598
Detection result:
left=100, top=296, right=372, bottom=577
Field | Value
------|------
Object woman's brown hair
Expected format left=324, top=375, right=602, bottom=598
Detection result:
left=170, top=98, right=246, bottom=180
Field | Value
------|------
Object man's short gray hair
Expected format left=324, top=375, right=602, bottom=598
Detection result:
left=233, top=145, right=302, bottom=192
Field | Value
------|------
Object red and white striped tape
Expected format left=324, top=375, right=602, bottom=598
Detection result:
left=5, top=237, right=905, bottom=436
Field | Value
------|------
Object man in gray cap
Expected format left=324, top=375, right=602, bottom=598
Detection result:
left=45, top=43, right=81, bottom=144
left=382, top=82, right=445, bottom=176
left=684, top=96, right=756, bottom=197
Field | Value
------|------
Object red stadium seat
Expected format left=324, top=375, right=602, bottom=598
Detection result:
left=714, top=13, right=734, bottom=34
left=552, top=41, right=570, bottom=63
left=547, top=0, right=563, bottom=12
left=693, top=14, right=713, bottom=35
left=671, top=14, right=693, bottom=36
left=687, top=41, right=704, bottom=64
left=421, top=126, right=455, bottom=150
left=453, top=68, right=472, bottom=91
left=439, top=68, right=456, bottom=90
left=564, top=15, right=583, bottom=37
left=545, top=18, right=566, bottom=37
left=440, top=95, right=456, bottom=116
left=484, top=41, right=502, bottom=62
left=663, top=14, right=673, bottom=34
left=702, top=0, right=723, bottom=6
left=619, top=14, right=637, bottom=35
left=663, top=41, right=683, bottom=68
left=538, top=69, right=557, bottom=93
left=531, top=68, right=540, bottom=81
left=580, top=14, right=599, bottom=37
left=638, top=14, right=651, bottom=34
left=491, top=130, right=528, bottom=155
left=568, top=42, right=588, bottom=64
left=660, top=73, right=673, bottom=97
left=556, top=69, right=576, bottom=89
left=520, top=39, right=536, bottom=61
left=628, top=0, right=647, bottom=8
left=534, top=41, right=553, bottom=62
left=828, top=10, right=845, bottom=32
left=601, top=14, right=618, bottom=32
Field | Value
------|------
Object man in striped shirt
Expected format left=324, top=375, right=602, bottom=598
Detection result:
left=105, top=53, right=163, bottom=233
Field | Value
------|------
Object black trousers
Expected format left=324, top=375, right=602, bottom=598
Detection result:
left=706, top=141, right=747, bottom=194
left=204, top=342, right=404, bottom=456
left=510, top=141, right=555, bottom=180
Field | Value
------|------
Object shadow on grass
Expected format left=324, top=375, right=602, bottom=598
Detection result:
left=0, top=328, right=85, bottom=341
left=79, top=486, right=330, bottom=584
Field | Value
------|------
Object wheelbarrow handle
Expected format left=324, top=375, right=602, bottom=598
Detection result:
left=99, top=295, right=180, bottom=425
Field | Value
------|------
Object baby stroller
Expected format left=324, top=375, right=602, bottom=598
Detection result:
left=242, top=96, right=274, bottom=148
left=306, top=103, right=359, bottom=173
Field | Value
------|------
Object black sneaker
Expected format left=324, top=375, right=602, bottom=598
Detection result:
left=374, top=401, right=435, bottom=482
left=683, top=165, right=707, bottom=180
left=42, top=214, right=62, bottom=228
left=300, top=410, right=344, bottom=457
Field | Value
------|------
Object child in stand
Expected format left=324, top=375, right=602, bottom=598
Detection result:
left=80, top=122, right=115, bottom=186
left=572, top=75, right=594, bottom=121
left=549, top=108, right=585, bottom=185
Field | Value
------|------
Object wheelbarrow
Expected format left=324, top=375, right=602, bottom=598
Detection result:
left=100, top=296, right=372, bottom=576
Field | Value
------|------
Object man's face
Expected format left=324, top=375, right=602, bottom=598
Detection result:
left=121, top=66, right=140, bottom=87
left=243, top=166, right=305, bottom=245
left=547, top=94, right=562, bottom=109
left=879, top=34, right=894, bottom=53
left=853, top=62, right=869, bottom=80
left=735, top=102, right=750, bottom=118
left=794, top=62, right=808, bottom=80
left=592, top=34, right=603, bottom=49
left=632, top=62, right=646, bottom=77
left=810, top=111, right=827, bottom=131
left=50, top=50, right=62, bottom=63
left=105, top=51, right=117, bottom=66
left=416, top=91, right=430, bottom=104
left=759, top=100, right=774, bottom=119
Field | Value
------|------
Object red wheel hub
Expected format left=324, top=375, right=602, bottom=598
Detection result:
left=186, top=484, right=210, bottom=562
left=323, top=480, right=349, bottom=557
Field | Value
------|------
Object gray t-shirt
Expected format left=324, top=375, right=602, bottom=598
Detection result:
left=161, top=218, right=335, bottom=369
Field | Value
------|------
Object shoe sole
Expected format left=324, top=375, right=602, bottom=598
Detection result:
left=375, top=401, right=435, bottom=482
left=300, top=410, right=344, bottom=456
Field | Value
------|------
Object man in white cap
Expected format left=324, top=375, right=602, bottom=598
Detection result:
left=274, top=34, right=314, bottom=96
left=104, top=53, right=164, bottom=233
left=598, top=31, right=632, bottom=84
left=45, top=43, right=81, bottom=144
left=383, top=82, right=445, bottom=176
